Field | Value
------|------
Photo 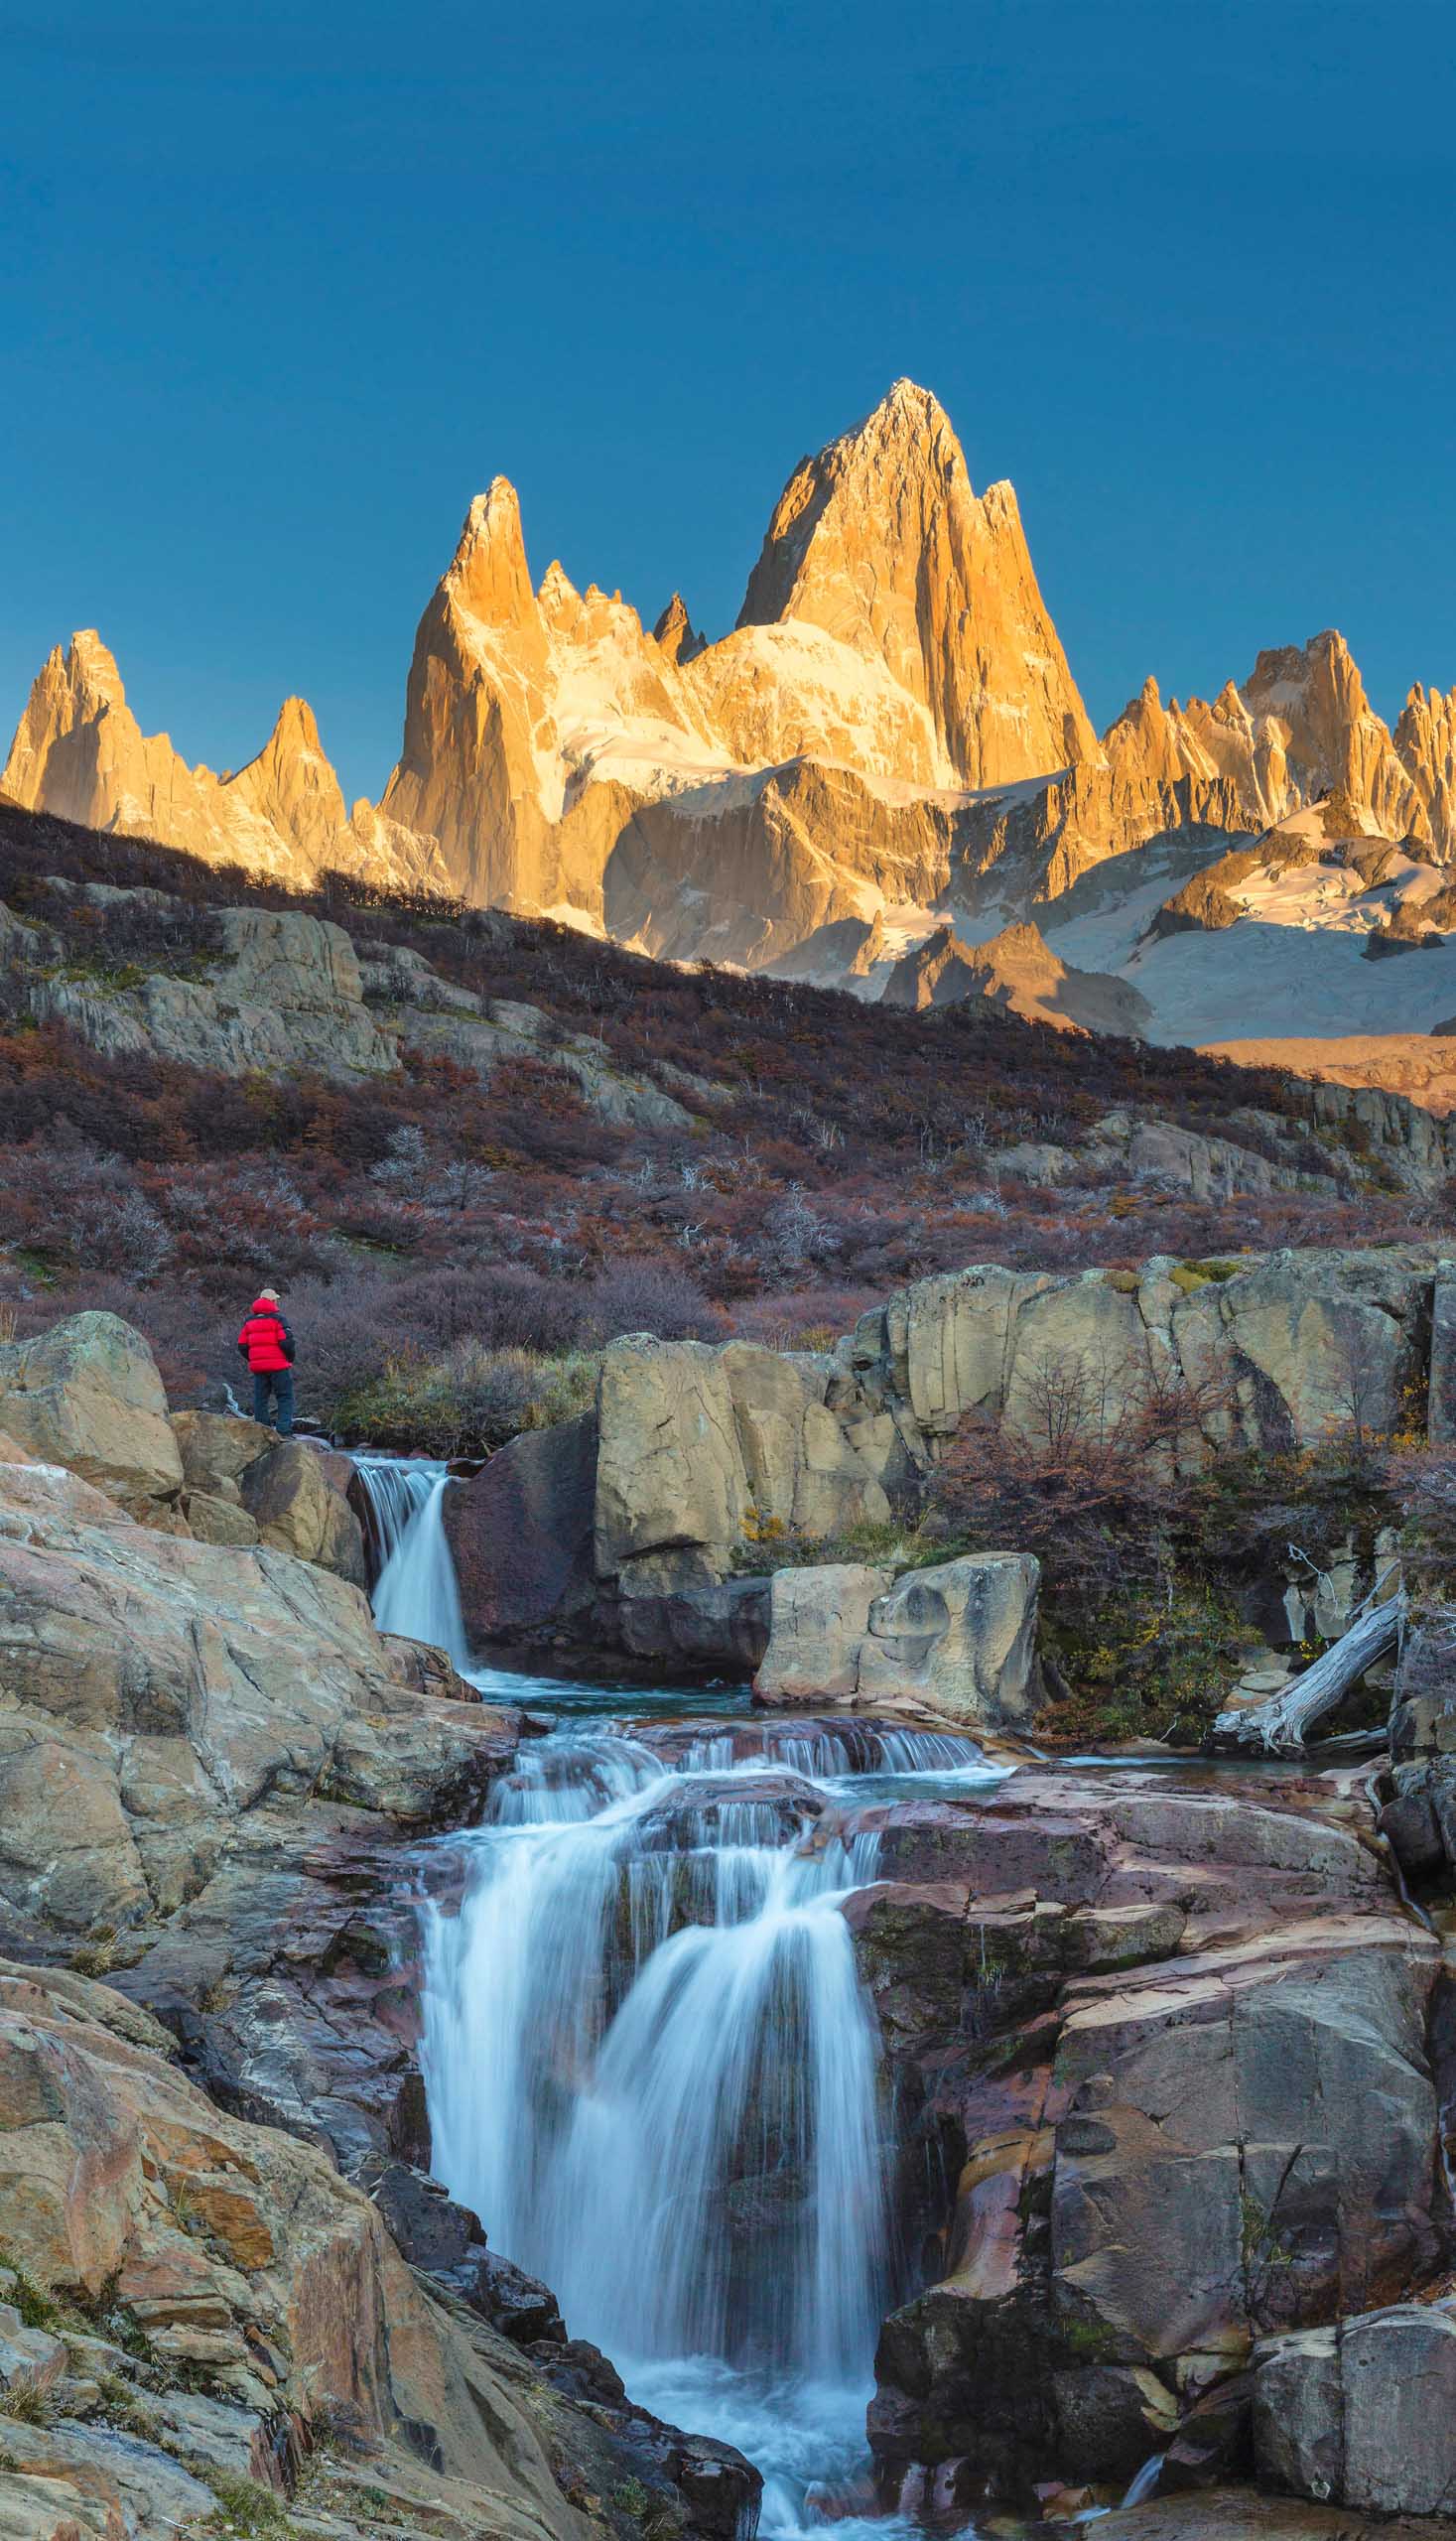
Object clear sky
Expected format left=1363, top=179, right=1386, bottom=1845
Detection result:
left=3, top=0, right=1454, bottom=805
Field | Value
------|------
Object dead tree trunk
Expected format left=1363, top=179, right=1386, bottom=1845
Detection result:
left=1205, top=1587, right=1406, bottom=1755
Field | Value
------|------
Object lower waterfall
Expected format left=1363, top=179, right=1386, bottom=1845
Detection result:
left=354, top=1451, right=1006, bottom=2536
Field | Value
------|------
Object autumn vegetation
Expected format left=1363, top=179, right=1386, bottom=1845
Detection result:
left=0, top=799, right=1439, bottom=1451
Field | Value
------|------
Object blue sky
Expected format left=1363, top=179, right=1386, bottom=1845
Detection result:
left=3, top=0, right=1453, bottom=803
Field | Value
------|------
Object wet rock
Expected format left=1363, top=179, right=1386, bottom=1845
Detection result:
left=1094, top=2486, right=1456, bottom=2538
left=636, top=1772, right=826, bottom=1850
left=357, top=2154, right=482, bottom=2271
left=862, top=1765, right=1443, bottom=2497
left=455, top=2246, right=566, bottom=2344
left=445, top=1410, right=599, bottom=1646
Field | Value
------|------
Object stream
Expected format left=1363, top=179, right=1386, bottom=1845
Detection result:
left=352, top=1455, right=1311, bottom=2537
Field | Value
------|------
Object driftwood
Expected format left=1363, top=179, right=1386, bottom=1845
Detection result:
left=1205, top=1581, right=1406, bottom=1755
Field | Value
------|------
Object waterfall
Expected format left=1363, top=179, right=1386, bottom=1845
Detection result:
left=353, top=1456, right=469, bottom=1671
left=416, top=1723, right=969, bottom=2534
left=355, top=1445, right=1013, bottom=2526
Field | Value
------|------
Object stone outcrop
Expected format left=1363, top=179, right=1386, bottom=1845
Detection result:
left=591, top=1334, right=895, bottom=1664
left=0, top=1956, right=758, bottom=2541
left=0, top=872, right=705, bottom=1121
left=851, top=1245, right=1436, bottom=1459
left=464, top=1243, right=1452, bottom=1672
left=28, top=899, right=397, bottom=1078
left=856, top=1765, right=1442, bottom=2497
left=755, top=1552, right=1041, bottom=1724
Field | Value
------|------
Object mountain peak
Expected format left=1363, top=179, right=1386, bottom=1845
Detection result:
left=736, top=385, right=1093, bottom=786
left=447, top=477, right=536, bottom=627
left=653, top=592, right=706, bottom=666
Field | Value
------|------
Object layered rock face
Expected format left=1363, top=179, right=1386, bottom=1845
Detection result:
left=854, top=1765, right=1446, bottom=2500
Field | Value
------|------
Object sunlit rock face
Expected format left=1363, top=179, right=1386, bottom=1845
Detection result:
left=1, top=632, right=319, bottom=879
left=736, top=376, right=1096, bottom=787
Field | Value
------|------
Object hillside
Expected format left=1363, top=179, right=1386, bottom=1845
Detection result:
left=1, top=796, right=1448, bottom=1453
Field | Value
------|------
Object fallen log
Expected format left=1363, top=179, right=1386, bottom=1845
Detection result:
left=1204, top=1584, right=1406, bottom=1755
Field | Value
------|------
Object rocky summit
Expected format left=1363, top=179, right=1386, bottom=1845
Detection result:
left=8, top=382, right=1456, bottom=1091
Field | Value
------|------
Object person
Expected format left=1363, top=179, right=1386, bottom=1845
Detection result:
left=237, top=1286, right=296, bottom=1434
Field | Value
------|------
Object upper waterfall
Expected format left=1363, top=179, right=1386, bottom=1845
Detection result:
left=354, top=1455, right=470, bottom=1671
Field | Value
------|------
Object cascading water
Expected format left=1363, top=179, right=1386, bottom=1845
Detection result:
left=420, top=1722, right=1006, bottom=2535
left=354, top=1449, right=1010, bottom=2534
left=354, top=1455, right=469, bottom=1669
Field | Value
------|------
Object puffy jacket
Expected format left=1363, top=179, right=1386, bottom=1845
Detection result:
left=237, top=1299, right=295, bottom=1373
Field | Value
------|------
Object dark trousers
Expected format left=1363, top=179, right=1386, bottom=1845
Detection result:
left=252, top=1368, right=295, bottom=1435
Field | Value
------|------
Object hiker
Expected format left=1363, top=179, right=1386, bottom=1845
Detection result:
left=237, top=1286, right=296, bottom=1435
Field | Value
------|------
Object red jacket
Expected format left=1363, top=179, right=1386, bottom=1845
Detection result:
left=237, top=1299, right=295, bottom=1373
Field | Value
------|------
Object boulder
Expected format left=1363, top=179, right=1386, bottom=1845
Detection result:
left=445, top=1411, right=598, bottom=1645
left=171, top=1406, right=273, bottom=1499
left=0, top=1310, right=183, bottom=1513
left=1253, top=2301, right=1456, bottom=2516
left=755, top=1563, right=892, bottom=1701
left=182, top=1486, right=261, bottom=1546
left=239, top=1435, right=367, bottom=1583
left=858, top=1552, right=1041, bottom=1723
left=754, top=1551, right=1040, bottom=1723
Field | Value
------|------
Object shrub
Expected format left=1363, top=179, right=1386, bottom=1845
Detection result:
left=583, top=1258, right=724, bottom=1345
left=390, top=1261, right=589, bottom=1355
